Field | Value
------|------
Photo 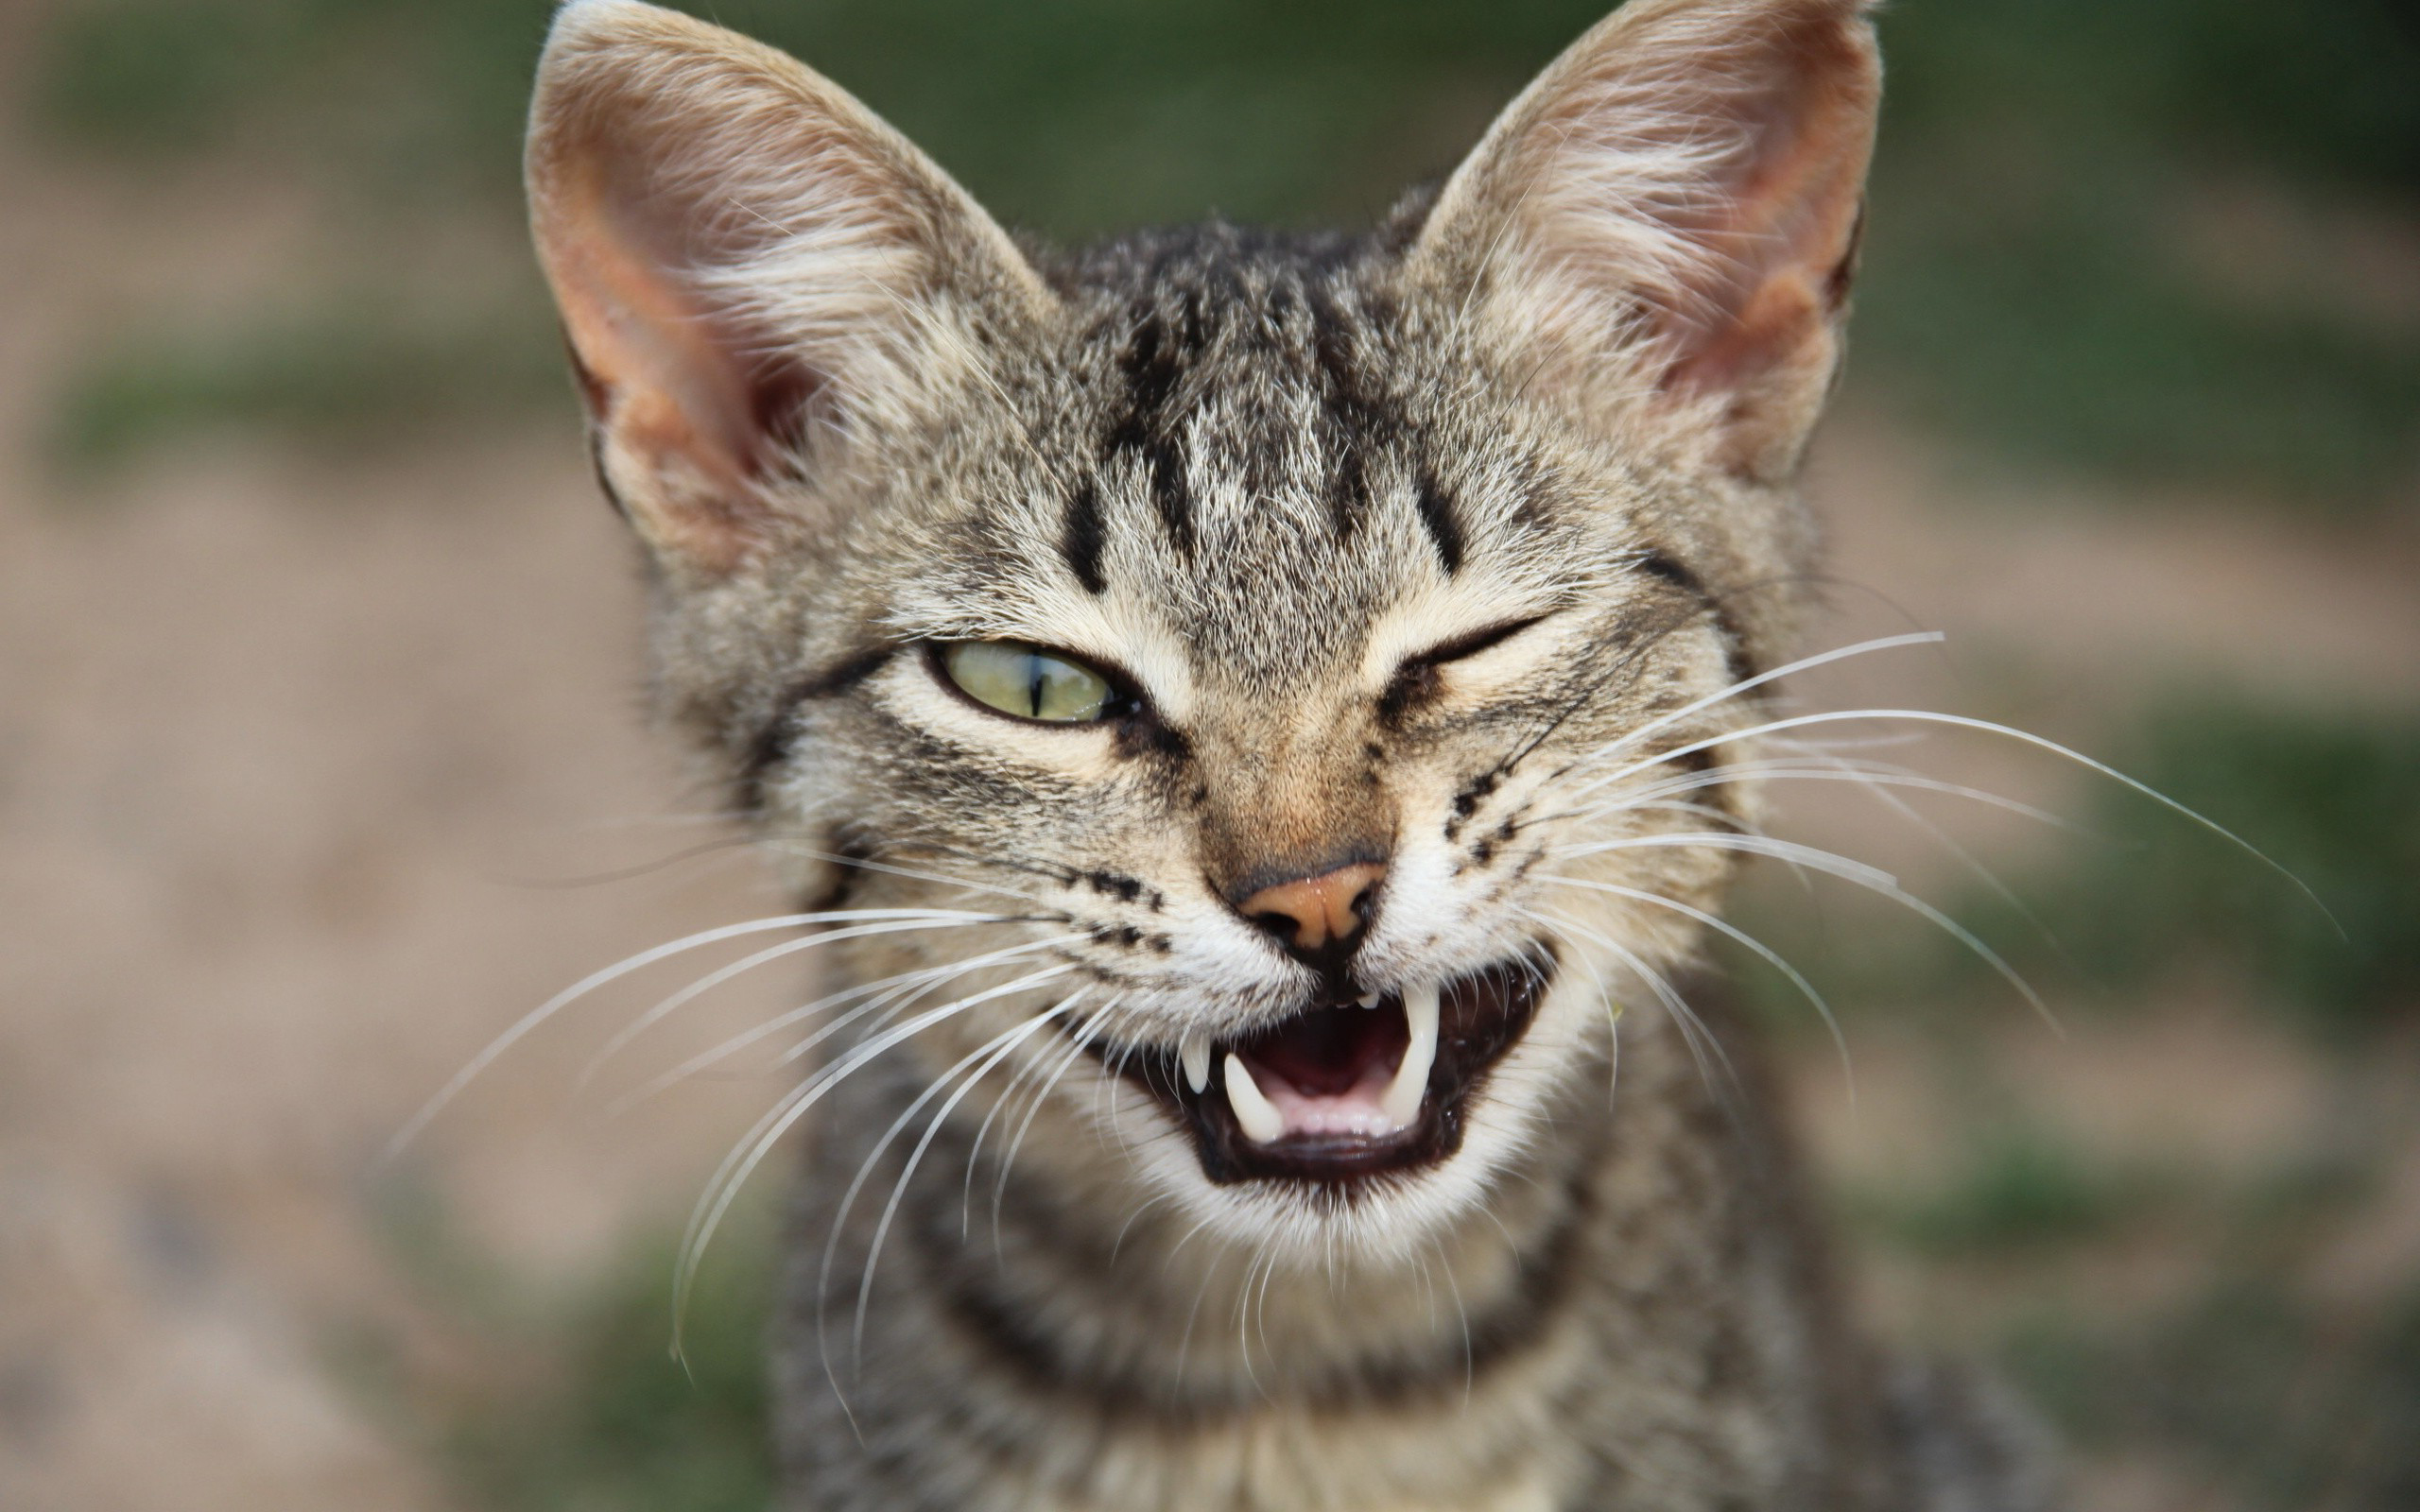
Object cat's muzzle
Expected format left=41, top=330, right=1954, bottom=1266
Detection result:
left=1090, top=949, right=1554, bottom=1187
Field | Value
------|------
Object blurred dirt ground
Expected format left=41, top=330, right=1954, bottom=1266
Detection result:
left=3, top=4, right=2417, bottom=1510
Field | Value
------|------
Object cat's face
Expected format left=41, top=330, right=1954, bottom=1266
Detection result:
left=527, top=0, right=1878, bottom=1261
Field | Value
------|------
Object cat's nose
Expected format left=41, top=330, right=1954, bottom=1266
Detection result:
left=1236, top=861, right=1386, bottom=971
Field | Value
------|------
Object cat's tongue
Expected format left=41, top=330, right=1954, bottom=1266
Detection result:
left=1224, top=986, right=1438, bottom=1143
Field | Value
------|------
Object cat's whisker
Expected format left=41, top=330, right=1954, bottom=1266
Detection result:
left=1555, top=830, right=2059, bottom=1034
left=1483, top=606, right=1707, bottom=786
left=1564, top=706, right=2337, bottom=929
left=823, top=996, right=1082, bottom=1372
left=385, top=907, right=1017, bottom=1161
left=1518, top=756, right=2082, bottom=913
left=1762, top=736, right=2081, bottom=959
left=1168, top=1223, right=1232, bottom=1384
left=1428, top=1231, right=1477, bottom=1409
left=1541, top=753, right=2078, bottom=836
left=579, top=915, right=1040, bottom=1092
left=960, top=1001, right=1090, bottom=1234
left=1108, top=1189, right=1174, bottom=1268
left=769, top=943, right=1087, bottom=1074
left=486, top=832, right=767, bottom=891
left=671, top=962, right=1079, bottom=1348
left=1544, top=631, right=1947, bottom=793
left=885, top=838, right=1084, bottom=888
left=1541, top=875, right=1850, bottom=1099
left=1554, top=827, right=1894, bottom=887
left=606, top=936, right=1079, bottom=1114
left=759, top=838, right=1064, bottom=911
left=992, top=998, right=1127, bottom=1244
left=1491, top=629, right=1945, bottom=807
left=1515, top=903, right=1739, bottom=1108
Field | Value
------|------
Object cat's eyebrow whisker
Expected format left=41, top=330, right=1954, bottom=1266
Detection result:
left=604, top=936, right=1080, bottom=1113
left=579, top=916, right=1044, bottom=1092
left=1540, top=875, right=1851, bottom=1100
left=672, top=962, right=1080, bottom=1351
left=384, top=907, right=1022, bottom=1161
left=1565, top=707, right=2339, bottom=932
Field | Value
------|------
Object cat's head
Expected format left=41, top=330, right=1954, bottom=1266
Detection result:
left=527, top=0, right=1879, bottom=1261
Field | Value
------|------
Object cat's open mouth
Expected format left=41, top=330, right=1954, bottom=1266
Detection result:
left=1092, top=951, right=1554, bottom=1186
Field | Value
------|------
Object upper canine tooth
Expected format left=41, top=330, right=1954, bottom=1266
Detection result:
left=1380, top=983, right=1440, bottom=1129
left=1181, top=1030, right=1211, bottom=1094
left=1223, top=1053, right=1285, bottom=1144
left=1357, top=991, right=1381, bottom=1009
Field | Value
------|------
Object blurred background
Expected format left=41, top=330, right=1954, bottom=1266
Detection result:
left=0, top=1, right=2413, bottom=1507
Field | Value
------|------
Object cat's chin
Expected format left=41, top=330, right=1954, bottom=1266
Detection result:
left=1084, top=948, right=1555, bottom=1191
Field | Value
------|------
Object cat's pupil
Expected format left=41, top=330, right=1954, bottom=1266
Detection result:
left=942, top=640, right=1114, bottom=724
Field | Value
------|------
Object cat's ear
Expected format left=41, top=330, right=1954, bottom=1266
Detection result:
left=527, top=0, right=1049, bottom=573
left=1409, top=0, right=1879, bottom=484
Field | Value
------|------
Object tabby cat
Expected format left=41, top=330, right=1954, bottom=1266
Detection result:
left=519, top=0, right=2059, bottom=1505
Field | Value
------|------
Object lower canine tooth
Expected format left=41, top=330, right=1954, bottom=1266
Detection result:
left=1181, top=1031, right=1211, bottom=1093
left=1380, top=983, right=1439, bottom=1128
left=1223, top=1053, right=1285, bottom=1143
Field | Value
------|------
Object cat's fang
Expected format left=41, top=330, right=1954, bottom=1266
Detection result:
left=1379, top=983, right=1439, bottom=1129
left=1223, top=1052, right=1286, bottom=1143
left=1181, top=1030, right=1211, bottom=1094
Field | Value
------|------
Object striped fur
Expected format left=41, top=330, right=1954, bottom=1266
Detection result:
left=524, top=2, right=2061, bottom=1507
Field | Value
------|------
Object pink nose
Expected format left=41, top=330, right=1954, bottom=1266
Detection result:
left=1237, top=862, right=1386, bottom=956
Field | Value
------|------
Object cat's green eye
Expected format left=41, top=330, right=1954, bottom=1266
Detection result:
left=941, top=641, right=1116, bottom=724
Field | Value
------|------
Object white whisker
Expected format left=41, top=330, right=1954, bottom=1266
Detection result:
left=1556, top=831, right=2057, bottom=1032
left=1518, top=903, right=1738, bottom=1105
left=578, top=915, right=1024, bottom=1091
left=1542, top=875, right=1850, bottom=1099
left=1569, top=708, right=2336, bottom=930
left=1551, top=630, right=1945, bottom=789
left=385, top=907, right=1015, bottom=1160
left=609, top=936, right=1080, bottom=1114
left=670, top=962, right=1078, bottom=1349
left=836, top=998, right=1080, bottom=1367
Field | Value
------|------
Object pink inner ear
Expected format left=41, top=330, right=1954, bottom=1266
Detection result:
left=1651, top=13, right=1875, bottom=402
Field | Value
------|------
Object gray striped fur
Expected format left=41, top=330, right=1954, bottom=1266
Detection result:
left=522, top=1, right=2063, bottom=1506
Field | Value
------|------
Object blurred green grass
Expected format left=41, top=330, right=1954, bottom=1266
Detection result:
left=26, top=0, right=2420, bottom=500
left=440, top=1238, right=776, bottom=1512
left=2001, top=1258, right=2420, bottom=1510
left=358, top=1183, right=779, bottom=1512
left=50, top=292, right=572, bottom=471
left=2000, top=698, right=2420, bottom=1037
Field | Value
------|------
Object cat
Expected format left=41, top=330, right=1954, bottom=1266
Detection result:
left=518, top=0, right=2061, bottom=1506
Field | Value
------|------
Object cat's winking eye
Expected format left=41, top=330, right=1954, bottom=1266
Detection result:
left=939, top=640, right=1121, bottom=724
left=1379, top=613, right=1550, bottom=720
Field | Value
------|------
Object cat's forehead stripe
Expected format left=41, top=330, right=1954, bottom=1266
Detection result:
left=1037, top=226, right=1468, bottom=633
